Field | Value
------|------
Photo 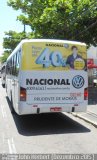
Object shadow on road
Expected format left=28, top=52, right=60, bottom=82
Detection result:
left=6, top=97, right=90, bottom=136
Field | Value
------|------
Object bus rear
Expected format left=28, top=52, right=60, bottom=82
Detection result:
left=19, top=39, right=88, bottom=115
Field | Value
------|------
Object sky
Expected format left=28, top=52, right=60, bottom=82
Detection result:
left=0, top=0, right=31, bottom=56
left=87, top=46, right=97, bottom=58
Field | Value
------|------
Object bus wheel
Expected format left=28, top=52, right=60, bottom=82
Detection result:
left=2, top=84, right=5, bottom=88
left=11, top=95, right=16, bottom=114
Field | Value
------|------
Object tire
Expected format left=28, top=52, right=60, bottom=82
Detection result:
left=2, top=83, right=5, bottom=88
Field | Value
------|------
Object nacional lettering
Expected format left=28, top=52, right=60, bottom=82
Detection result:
left=46, top=43, right=64, bottom=47
left=26, top=79, right=70, bottom=85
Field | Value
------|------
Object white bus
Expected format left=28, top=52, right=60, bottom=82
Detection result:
left=1, top=62, right=6, bottom=88
left=6, top=39, right=88, bottom=115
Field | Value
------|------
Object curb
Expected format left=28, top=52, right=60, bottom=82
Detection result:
left=72, top=112, right=97, bottom=128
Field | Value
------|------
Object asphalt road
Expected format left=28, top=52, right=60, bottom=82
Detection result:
left=0, top=79, right=97, bottom=154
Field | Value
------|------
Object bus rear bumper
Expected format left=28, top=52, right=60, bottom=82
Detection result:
left=16, top=103, right=87, bottom=115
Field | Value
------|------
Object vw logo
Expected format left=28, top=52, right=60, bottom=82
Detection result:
left=72, top=75, right=84, bottom=89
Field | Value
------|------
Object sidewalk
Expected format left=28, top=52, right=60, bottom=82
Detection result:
left=72, top=105, right=97, bottom=128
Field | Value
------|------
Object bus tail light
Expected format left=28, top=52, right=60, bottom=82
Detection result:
left=20, top=87, right=26, bottom=101
left=84, top=88, right=88, bottom=100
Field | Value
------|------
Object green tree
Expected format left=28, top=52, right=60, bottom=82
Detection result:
left=7, top=0, right=97, bottom=45
left=1, top=30, right=33, bottom=63
left=0, top=51, right=10, bottom=63
left=3, top=30, right=28, bottom=53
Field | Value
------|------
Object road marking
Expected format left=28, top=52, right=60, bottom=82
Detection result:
left=2, top=133, right=5, bottom=144
left=8, top=138, right=17, bottom=154
left=0, top=105, right=7, bottom=118
left=0, top=104, right=17, bottom=154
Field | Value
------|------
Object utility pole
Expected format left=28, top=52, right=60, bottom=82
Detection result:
left=24, top=24, right=26, bottom=33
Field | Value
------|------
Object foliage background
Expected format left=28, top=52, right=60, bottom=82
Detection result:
left=1, top=0, right=97, bottom=63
